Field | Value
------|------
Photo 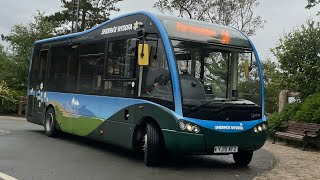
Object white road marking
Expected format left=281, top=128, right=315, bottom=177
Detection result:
left=0, top=172, right=18, bottom=180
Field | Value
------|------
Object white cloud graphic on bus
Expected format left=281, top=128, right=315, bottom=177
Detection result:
left=71, top=98, right=80, bottom=106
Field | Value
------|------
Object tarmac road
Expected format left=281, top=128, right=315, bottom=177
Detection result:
left=0, top=116, right=276, bottom=180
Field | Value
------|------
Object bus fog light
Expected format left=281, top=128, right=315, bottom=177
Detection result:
left=254, top=127, right=258, bottom=133
left=193, top=126, right=200, bottom=133
left=186, top=124, right=193, bottom=132
left=179, top=122, right=186, bottom=130
left=258, top=126, right=262, bottom=132
left=262, top=124, right=267, bottom=130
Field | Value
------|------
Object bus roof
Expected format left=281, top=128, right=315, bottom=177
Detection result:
left=35, top=11, right=251, bottom=49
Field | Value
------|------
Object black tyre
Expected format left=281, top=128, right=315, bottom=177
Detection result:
left=233, top=151, right=253, bottom=166
left=44, top=108, right=58, bottom=137
left=144, top=122, right=162, bottom=166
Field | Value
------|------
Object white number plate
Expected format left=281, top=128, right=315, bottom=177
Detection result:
left=214, top=146, right=238, bottom=153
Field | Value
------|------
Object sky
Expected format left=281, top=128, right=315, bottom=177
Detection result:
left=0, top=0, right=318, bottom=61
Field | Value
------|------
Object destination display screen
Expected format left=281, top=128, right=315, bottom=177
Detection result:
left=157, top=15, right=252, bottom=49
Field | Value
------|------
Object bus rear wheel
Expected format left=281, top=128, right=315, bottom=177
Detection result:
left=44, top=108, right=58, bottom=137
left=144, top=122, right=162, bottom=166
left=233, top=151, right=253, bottom=166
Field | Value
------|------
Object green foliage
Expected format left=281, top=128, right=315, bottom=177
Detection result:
left=262, top=60, right=284, bottom=113
left=268, top=92, right=320, bottom=136
left=267, top=102, right=302, bottom=135
left=271, top=20, right=320, bottom=99
left=294, top=93, right=320, bottom=123
left=47, top=0, right=121, bottom=34
left=0, top=12, right=55, bottom=113
left=154, top=0, right=264, bottom=36
left=5, top=12, right=55, bottom=64
left=0, top=80, right=18, bottom=113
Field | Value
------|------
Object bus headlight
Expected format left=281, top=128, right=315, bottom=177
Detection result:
left=253, top=124, right=267, bottom=133
left=179, top=121, right=186, bottom=130
left=193, top=126, right=200, bottom=133
left=262, top=124, right=267, bottom=130
left=254, top=127, right=258, bottom=133
left=186, top=124, right=193, bottom=132
left=178, top=120, right=201, bottom=134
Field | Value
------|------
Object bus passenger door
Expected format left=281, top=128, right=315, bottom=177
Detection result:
left=33, top=50, right=48, bottom=125
left=103, top=38, right=137, bottom=148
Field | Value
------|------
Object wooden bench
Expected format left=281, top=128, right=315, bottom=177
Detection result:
left=273, top=121, right=320, bottom=150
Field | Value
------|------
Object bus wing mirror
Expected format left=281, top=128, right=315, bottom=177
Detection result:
left=138, top=43, right=149, bottom=66
left=244, top=59, right=249, bottom=79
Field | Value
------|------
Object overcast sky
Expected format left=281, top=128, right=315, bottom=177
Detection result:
left=0, top=0, right=318, bottom=61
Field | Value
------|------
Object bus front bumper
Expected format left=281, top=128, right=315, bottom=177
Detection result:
left=162, top=128, right=267, bottom=154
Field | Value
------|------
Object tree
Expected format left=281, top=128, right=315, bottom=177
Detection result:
left=306, top=0, right=320, bottom=9
left=262, top=60, right=283, bottom=113
left=47, top=0, right=121, bottom=35
left=154, top=0, right=264, bottom=36
left=271, top=20, right=320, bottom=99
left=1, top=12, right=55, bottom=91
left=306, top=0, right=320, bottom=15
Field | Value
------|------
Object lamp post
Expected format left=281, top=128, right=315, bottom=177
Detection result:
left=71, top=0, right=80, bottom=33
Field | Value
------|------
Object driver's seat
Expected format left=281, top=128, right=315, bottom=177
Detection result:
left=180, top=74, right=206, bottom=100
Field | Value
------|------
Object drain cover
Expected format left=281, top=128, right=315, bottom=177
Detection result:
left=0, top=130, right=10, bottom=135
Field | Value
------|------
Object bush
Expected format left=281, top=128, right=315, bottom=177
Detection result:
left=0, top=81, right=19, bottom=113
left=267, top=92, right=320, bottom=136
left=294, top=93, right=320, bottom=123
left=267, top=102, right=301, bottom=135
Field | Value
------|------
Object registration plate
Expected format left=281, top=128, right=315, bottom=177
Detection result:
left=214, top=146, right=238, bottom=153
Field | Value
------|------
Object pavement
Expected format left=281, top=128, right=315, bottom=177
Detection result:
left=1, top=116, right=319, bottom=179
left=254, top=141, right=320, bottom=180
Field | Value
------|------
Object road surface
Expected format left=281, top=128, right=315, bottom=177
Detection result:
left=0, top=116, right=276, bottom=180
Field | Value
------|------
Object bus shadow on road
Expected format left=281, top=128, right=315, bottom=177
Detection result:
left=29, top=129, right=256, bottom=171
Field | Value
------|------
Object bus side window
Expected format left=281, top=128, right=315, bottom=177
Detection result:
left=30, top=50, right=40, bottom=88
left=47, top=46, right=70, bottom=92
left=78, top=42, right=104, bottom=95
left=78, top=55, right=104, bottom=95
left=103, top=38, right=137, bottom=97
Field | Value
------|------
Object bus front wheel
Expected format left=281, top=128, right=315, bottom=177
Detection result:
left=233, top=151, right=253, bottom=166
left=44, top=108, right=58, bottom=137
left=144, top=122, right=162, bottom=166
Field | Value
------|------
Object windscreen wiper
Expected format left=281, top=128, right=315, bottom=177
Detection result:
left=189, top=99, right=227, bottom=112
left=213, top=104, right=238, bottom=114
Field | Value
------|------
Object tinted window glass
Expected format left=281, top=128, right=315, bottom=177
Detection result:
left=47, top=46, right=70, bottom=91
left=65, top=47, right=79, bottom=93
left=30, top=51, right=40, bottom=87
left=106, top=39, right=137, bottom=79
left=141, top=39, right=174, bottom=109
left=78, top=55, right=104, bottom=95
left=80, top=42, right=104, bottom=55
left=103, top=38, right=137, bottom=97
left=39, top=51, right=48, bottom=83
